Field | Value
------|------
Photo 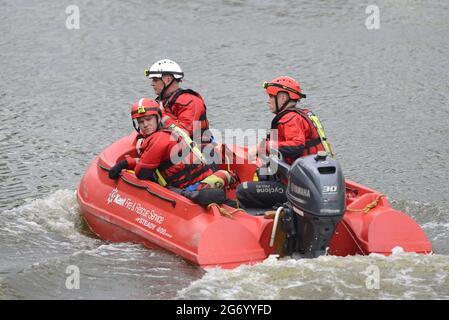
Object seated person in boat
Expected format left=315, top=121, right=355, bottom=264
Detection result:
left=144, top=59, right=212, bottom=143
left=236, top=76, right=333, bottom=208
left=108, top=98, right=233, bottom=194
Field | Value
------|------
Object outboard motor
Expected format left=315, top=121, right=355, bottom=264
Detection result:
left=281, top=151, right=346, bottom=258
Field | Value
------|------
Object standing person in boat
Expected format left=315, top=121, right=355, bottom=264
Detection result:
left=236, top=76, right=333, bottom=209
left=144, top=59, right=213, bottom=144
left=108, top=98, right=233, bottom=196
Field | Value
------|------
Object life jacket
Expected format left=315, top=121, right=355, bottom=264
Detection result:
left=270, top=107, right=333, bottom=158
left=139, top=129, right=214, bottom=189
left=159, top=88, right=210, bottom=138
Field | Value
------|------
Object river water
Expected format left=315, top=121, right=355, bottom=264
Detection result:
left=1, top=0, right=449, bottom=299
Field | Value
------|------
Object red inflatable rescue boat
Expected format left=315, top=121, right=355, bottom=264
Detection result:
left=77, top=132, right=432, bottom=269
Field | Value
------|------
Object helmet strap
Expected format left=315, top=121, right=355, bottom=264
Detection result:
left=132, top=119, right=140, bottom=133
left=275, top=96, right=280, bottom=114
left=275, top=95, right=291, bottom=114
left=281, top=100, right=290, bottom=112
left=160, top=75, right=176, bottom=99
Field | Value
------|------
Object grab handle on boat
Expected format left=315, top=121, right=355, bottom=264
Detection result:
left=270, top=206, right=284, bottom=247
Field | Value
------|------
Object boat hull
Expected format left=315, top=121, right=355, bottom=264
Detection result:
left=77, top=133, right=432, bottom=268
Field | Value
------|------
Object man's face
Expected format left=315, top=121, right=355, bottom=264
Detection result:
left=150, top=75, right=173, bottom=96
left=267, top=92, right=289, bottom=114
left=151, top=77, right=165, bottom=95
left=267, top=94, right=277, bottom=113
left=137, top=115, right=158, bottom=136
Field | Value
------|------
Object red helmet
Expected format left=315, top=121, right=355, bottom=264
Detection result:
left=263, top=76, right=306, bottom=100
left=131, top=98, right=161, bottom=120
left=131, top=98, right=162, bottom=134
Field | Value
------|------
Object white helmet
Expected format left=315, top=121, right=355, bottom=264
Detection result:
left=145, top=59, right=184, bottom=80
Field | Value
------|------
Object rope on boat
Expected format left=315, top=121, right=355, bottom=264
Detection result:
left=341, top=220, right=367, bottom=255
left=207, top=203, right=245, bottom=219
left=269, top=206, right=284, bottom=247
left=346, top=194, right=385, bottom=214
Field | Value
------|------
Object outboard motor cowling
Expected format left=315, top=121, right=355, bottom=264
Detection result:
left=283, top=151, right=345, bottom=258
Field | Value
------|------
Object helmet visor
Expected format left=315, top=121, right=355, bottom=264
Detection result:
left=262, top=81, right=306, bottom=99
left=144, top=69, right=183, bottom=79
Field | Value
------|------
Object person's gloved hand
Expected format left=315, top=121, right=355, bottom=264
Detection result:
left=108, top=160, right=128, bottom=179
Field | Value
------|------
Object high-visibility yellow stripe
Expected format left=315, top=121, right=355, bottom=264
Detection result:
left=154, top=169, right=167, bottom=186
left=168, top=124, right=207, bottom=164
left=307, top=112, right=334, bottom=157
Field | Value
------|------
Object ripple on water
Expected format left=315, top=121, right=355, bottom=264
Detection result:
left=177, top=253, right=449, bottom=300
